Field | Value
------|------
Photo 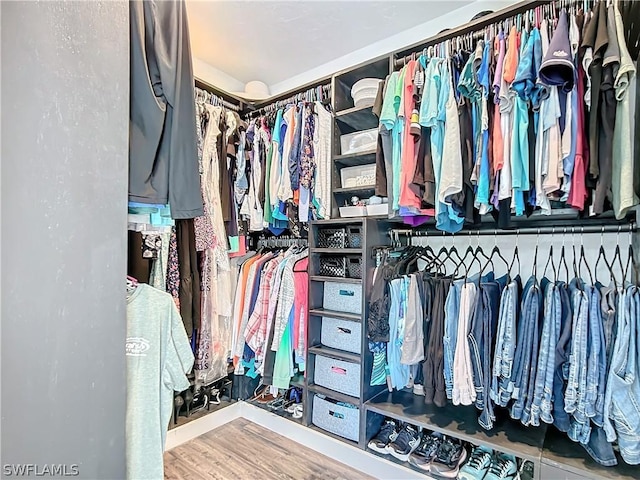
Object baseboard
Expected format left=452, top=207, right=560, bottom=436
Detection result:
left=165, top=401, right=426, bottom=479
left=164, top=401, right=242, bottom=451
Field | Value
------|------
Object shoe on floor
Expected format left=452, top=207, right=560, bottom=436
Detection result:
left=408, top=432, right=443, bottom=470
left=388, top=423, right=421, bottom=462
left=367, top=418, right=400, bottom=454
left=484, top=453, right=518, bottom=480
left=413, top=384, right=425, bottom=396
left=428, top=437, right=468, bottom=478
left=458, top=445, right=493, bottom=480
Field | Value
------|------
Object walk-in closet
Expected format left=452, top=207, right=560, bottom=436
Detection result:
left=4, top=0, right=640, bottom=479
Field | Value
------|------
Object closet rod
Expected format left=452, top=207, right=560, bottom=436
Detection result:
left=389, top=223, right=637, bottom=238
left=393, top=0, right=556, bottom=68
left=194, top=78, right=244, bottom=111
left=247, top=84, right=332, bottom=117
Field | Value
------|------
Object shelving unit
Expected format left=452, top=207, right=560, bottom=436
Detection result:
left=331, top=57, right=390, bottom=218
left=304, top=218, right=389, bottom=448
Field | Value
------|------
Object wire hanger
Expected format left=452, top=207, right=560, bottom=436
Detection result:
left=508, top=229, right=521, bottom=279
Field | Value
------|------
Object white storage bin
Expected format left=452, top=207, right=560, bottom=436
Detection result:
left=350, top=78, right=381, bottom=108
left=312, top=394, right=360, bottom=442
left=323, top=282, right=362, bottom=314
left=314, top=355, right=361, bottom=398
left=321, top=317, right=362, bottom=354
left=339, top=206, right=366, bottom=218
left=366, top=203, right=388, bottom=216
left=340, top=128, right=377, bottom=155
left=340, top=164, right=376, bottom=189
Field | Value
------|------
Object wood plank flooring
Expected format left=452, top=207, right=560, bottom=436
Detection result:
left=164, top=418, right=374, bottom=480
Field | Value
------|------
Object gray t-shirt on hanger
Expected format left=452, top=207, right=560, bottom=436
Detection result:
left=126, top=284, right=194, bottom=480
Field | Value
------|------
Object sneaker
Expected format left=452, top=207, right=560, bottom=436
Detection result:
left=408, top=432, right=443, bottom=470
left=517, top=460, right=534, bottom=480
left=368, top=419, right=400, bottom=454
left=413, top=384, right=425, bottom=396
left=388, top=423, right=421, bottom=461
left=484, top=453, right=518, bottom=480
left=458, top=446, right=493, bottom=480
left=429, top=437, right=468, bottom=478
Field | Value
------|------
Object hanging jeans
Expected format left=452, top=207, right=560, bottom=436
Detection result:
left=444, top=279, right=464, bottom=400
left=530, top=280, right=561, bottom=427
left=469, top=280, right=502, bottom=430
left=510, top=276, right=541, bottom=424
left=388, top=278, right=411, bottom=390
left=491, top=276, right=522, bottom=408
left=604, top=286, right=640, bottom=465
left=552, top=282, right=574, bottom=433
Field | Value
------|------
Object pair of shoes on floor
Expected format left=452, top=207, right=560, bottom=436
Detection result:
left=285, top=403, right=303, bottom=419
left=458, top=446, right=518, bottom=480
left=408, top=433, right=467, bottom=477
left=368, top=419, right=421, bottom=462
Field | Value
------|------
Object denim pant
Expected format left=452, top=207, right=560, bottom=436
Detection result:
left=552, top=282, right=573, bottom=433
left=530, top=279, right=561, bottom=427
left=444, top=279, right=464, bottom=400
left=604, top=285, right=640, bottom=465
left=468, top=281, right=502, bottom=429
left=388, top=278, right=410, bottom=390
left=565, top=280, right=589, bottom=418
left=510, top=276, right=542, bottom=424
left=491, top=277, right=521, bottom=408
left=586, top=286, right=605, bottom=426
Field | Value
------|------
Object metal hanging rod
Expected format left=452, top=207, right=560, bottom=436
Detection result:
left=246, top=84, right=332, bottom=118
left=389, top=222, right=637, bottom=239
left=393, top=0, right=579, bottom=68
left=194, top=79, right=243, bottom=111
left=194, top=86, right=240, bottom=111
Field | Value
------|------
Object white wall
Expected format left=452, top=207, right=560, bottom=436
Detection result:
left=193, top=57, right=245, bottom=93
left=269, top=0, right=519, bottom=95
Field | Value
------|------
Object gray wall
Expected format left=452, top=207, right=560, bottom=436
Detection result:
left=1, top=2, right=129, bottom=478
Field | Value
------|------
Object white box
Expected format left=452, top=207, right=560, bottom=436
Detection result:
left=366, top=203, right=388, bottom=216
left=340, top=128, right=377, bottom=155
left=340, top=164, right=376, bottom=188
left=339, top=206, right=366, bottom=218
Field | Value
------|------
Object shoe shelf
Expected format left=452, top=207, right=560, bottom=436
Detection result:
left=364, top=447, right=430, bottom=479
left=540, top=427, right=639, bottom=480
left=364, top=389, right=547, bottom=464
left=246, top=397, right=304, bottom=426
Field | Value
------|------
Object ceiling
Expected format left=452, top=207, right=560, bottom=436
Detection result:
left=186, top=0, right=481, bottom=96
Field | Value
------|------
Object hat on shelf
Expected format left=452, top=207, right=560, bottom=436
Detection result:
left=233, top=80, right=271, bottom=101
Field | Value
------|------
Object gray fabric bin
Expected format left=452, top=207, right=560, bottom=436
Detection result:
left=321, top=317, right=361, bottom=354
left=314, top=355, right=361, bottom=398
left=323, top=282, right=362, bottom=314
left=312, top=394, right=360, bottom=442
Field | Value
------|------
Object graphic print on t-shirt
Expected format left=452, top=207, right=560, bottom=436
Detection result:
left=126, top=337, right=150, bottom=356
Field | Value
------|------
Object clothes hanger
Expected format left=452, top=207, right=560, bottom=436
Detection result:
left=623, top=225, right=639, bottom=285
left=454, top=230, right=475, bottom=279
left=532, top=229, right=540, bottom=279
left=508, top=229, right=521, bottom=279
left=578, top=227, right=594, bottom=285
left=481, top=231, right=510, bottom=278
left=558, top=227, right=570, bottom=283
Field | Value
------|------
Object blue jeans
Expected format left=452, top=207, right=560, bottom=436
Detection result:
left=530, top=279, right=561, bottom=426
left=491, top=277, right=521, bottom=408
left=605, top=285, right=640, bottom=465
left=388, top=278, right=410, bottom=390
left=471, top=281, right=502, bottom=430
left=565, top=280, right=589, bottom=418
left=443, top=279, right=463, bottom=400
left=510, top=276, right=542, bottom=424
left=552, top=282, right=573, bottom=433
left=586, top=286, right=605, bottom=426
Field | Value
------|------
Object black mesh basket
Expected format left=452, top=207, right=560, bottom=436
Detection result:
left=317, top=228, right=347, bottom=249
left=346, top=226, right=363, bottom=248
left=319, top=256, right=347, bottom=277
left=347, top=257, right=363, bottom=279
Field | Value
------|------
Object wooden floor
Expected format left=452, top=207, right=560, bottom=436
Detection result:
left=164, top=418, right=374, bottom=480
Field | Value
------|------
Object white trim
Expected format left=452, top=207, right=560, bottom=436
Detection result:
left=166, top=401, right=429, bottom=480
left=164, top=402, right=242, bottom=451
